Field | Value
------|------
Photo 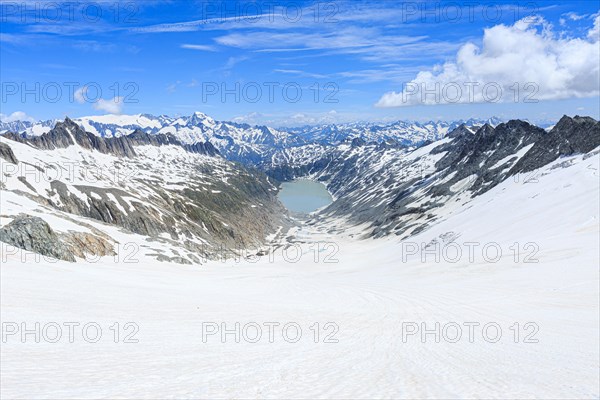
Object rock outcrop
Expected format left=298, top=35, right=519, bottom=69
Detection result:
left=0, top=215, right=76, bottom=262
left=509, top=115, right=600, bottom=174
left=0, top=214, right=118, bottom=263
left=0, top=141, right=18, bottom=164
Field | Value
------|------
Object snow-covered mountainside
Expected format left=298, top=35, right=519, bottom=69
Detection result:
left=1, top=112, right=599, bottom=398
left=285, top=116, right=503, bottom=146
left=268, top=116, right=599, bottom=238
left=0, top=117, right=289, bottom=264
left=0, top=112, right=503, bottom=166
left=1, top=114, right=598, bottom=398
left=1, top=114, right=597, bottom=263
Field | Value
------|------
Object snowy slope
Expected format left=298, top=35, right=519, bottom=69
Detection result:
left=1, top=148, right=598, bottom=399
left=0, top=119, right=289, bottom=263
left=1, top=114, right=598, bottom=398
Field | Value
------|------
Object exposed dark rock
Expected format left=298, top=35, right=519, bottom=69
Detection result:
left=0, top=214, right=75, bottom=262
left=0, top=141, right=18, bottom=164
left=351, top=137, right=366, bottom=147
left=288, top=116, right=599, bottom=239
left=509, top=115, right=600, bottom=174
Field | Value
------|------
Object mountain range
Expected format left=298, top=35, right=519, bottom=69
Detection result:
left=0, top=112, right=598, bottom=264
left=0, top=113, right=505, bottom=165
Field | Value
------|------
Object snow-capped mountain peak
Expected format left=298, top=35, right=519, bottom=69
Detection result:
left=0, top=112, right=512, bottom=165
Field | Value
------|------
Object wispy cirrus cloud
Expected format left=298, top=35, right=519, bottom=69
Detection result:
left=73, top=40, right=116, bottom=52
left=213, top=28, right=440, bottom=62
left=130, top=12, right=276, bottom=34
left=274, top=69, right=328, bottom=79
left=180, top=44, right=217, bottom=51
left=275, top=64, right=435, bottom=84
left=0, top=33, right=32, bottom=44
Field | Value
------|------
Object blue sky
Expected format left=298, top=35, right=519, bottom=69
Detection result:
left=1, top=0, right=599, bottom=126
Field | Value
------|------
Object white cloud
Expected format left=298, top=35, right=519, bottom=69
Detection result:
left=214, top=28, right=437, bottom=62
left=166, top=81, right=181, bottom=94
left=180, top=44, right=217, bottom=51
left=93, top=97, right=124, bottom=114
left=231, top=110, right=356, bottom=126
left=0, top=33, right=25, bottom=44
left=74, top=86, right=124, bottom=114
left=73, top=40, right=116, bottom=52
left=377, top=17, right=600, bottom=107
left=0, top=111, right=35, bottom=123
left=289, top=110, right=340, bottom=125
left=74, top=86, right=87, bottom=103
left=232, top=112, right=265, bottom=124
left=563, top=12, right=587, bottom=21
left=589, top=14, right=600, bottom=41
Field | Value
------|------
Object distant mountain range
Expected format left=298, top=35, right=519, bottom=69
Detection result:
left=0, top=112, right=505, bottom=165
left=1, top=112, right=597, bottom=263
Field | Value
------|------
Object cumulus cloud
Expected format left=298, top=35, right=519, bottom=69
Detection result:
left=589, top=14, right=600, bottom=41
left=0, top=111, right=35, bottom=123
left=377, top=16, right=600, bottom=107
left=93, top=97, right=124, bottom=114
left=74, top=86, right=87, bottom=103
left=74, top=86, right=124, bottom=114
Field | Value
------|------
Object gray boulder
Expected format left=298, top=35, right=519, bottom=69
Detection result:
left=0, top=215, right=76, bottom=262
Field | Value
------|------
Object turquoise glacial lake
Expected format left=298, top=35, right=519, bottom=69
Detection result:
left=277, top=179, right=333, bottom=214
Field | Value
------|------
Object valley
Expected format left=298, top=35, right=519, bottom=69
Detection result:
left=0, top=112, right=599, bottom=398
left=2, top=1, right=599, bottom=397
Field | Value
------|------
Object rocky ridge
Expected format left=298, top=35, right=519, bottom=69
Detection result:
left=0, top=114, right=597, bottom=262
left=0, top=118, right=290, bottom=263
left=266, top=116, right=600, bottom=238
